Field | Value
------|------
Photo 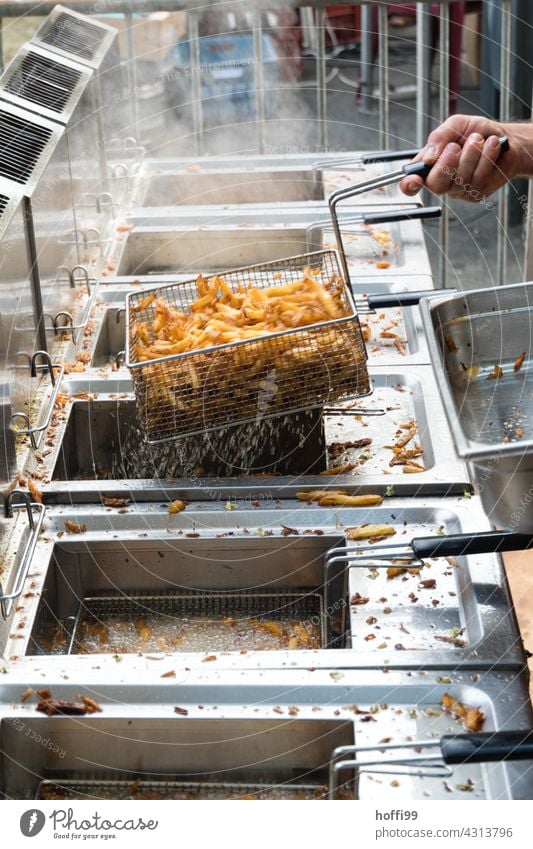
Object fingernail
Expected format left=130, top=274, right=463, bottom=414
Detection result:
left=425, top=145, right=437, bottom=159
left=406, top=181, right=419, bottom=194
left=487, top=135, right=501, bottom=150
left=470, top=132, right=483, bottom=143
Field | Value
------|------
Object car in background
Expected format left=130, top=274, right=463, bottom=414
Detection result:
left=164, top=31, right=285, bottom=125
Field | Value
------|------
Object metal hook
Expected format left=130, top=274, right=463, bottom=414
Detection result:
left=71, top=265, right=92, bottom=296
left=96, top=192, right=116, bottom=217
left=110, top=163, right=129, bottom=181
left=83, top=228, right=102, bottom=249
left=4, top=490, right=34, bottom=529
left=30, top=350, right=55, bottom=385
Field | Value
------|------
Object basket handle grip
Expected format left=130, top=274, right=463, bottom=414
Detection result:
left=361, top=206, right=442, bottom=226
left=441, top=731, right=533, bottom=765
left=411, top=530, right=533, bottom=559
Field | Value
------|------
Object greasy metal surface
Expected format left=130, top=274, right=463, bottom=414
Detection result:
left=1, top=669, right=531, bottom=800
left=114, top=205, right=432, bottom=277
left=41, top=364, right=467, bottom=495
left=36, top=778, right=336, bottom=801
left=0, top=179, right=37, bottom=366
left=422, top=283, right=533, bottom=531
left=51, top=401, right=327, bottom=479
left=93, top=283, right=430, bottom=368
left=133, top=153, right=423, bottom=207
left=3, top=498, right=524, bottom=668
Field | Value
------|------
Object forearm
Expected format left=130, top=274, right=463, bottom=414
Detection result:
left=502, top=123, right=533, bottom=178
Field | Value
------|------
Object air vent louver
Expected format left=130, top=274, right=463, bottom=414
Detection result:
left=38, top=10, right=112, bottom=63
left=0, top=194, right=9, bottom=216
left=0, top=107, right=55, bottom=186
left=3, top=52, right=83, bottom=113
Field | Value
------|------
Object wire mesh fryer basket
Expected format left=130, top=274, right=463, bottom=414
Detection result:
left=126, top=250, right=370, bottom=443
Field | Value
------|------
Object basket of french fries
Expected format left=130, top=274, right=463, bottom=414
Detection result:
left=125, top=250, right=370, bottom=443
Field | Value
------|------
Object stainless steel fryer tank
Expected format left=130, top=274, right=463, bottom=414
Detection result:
left=422, top=282, right=533, bottom=532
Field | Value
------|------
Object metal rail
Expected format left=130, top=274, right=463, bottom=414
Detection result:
left=0, top=0, right=515, bottom=286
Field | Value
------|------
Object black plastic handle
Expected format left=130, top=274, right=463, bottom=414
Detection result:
left=411, top=530, right=533, bottom=559
left=361, top=206, right=442, bottom=226
left=366, top=288, right=457, bottom=309
left=361, top=148, right=420, bottom=164
left=401, top=135, right=510, bottom=181
left=441, top=731, right=533, bottom=765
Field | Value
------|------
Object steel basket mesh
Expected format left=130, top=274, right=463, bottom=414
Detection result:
left=126, top=250, right=370, bottom=443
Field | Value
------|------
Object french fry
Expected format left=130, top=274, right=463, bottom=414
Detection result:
left=131, top=292, right=156, bottom=313
left=318, top=494, right=383, bottom=507
left=296, top=489, right=349, bottom=502
left=320, top=464, right=357, bottom=476
left=346, top=524, right=396, bottom=541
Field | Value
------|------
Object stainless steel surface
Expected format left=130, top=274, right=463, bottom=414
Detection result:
left=36, top=362, right=467, bottom=494
left=0, top=178, right=37, bottom=364
left=377, top=4, right=389, bottom=148
left=316, top=7, right=327, bottom=150
left=51, top=400, right=326, bottom=479
left=0, top=495, right=44, bottom=619
left=421, top=282, right=533, bottom=531
left=497, top=0, right=512, bottom=284
left=6, top=714, right=353, bottom=800
left=3, top=497, right=523, bottom=668
left=139, top=169, right=324, bottom=206
left=416, top=3, right=432, bottom=150
left=0, top=668, right=531, bottom=800
left=0, top=43, right=93, bottom=124
left=134, top=155, right=422, bottom=206
left=10, top=352, right=64, bottom=451
left=90, top=306, right=125, bottom=366
left=125, top=250, right=369, bottom=443
left=438, top=2, right=450, bottom=289
left=0, top=381, right=16, bottom=483
left=0, top=99, right=65, bottom=193
left=31, top=4, right=117, bottom=70
left=92, top=281, right=430, bottom=366
left=114, top=206, right=432, bottom=277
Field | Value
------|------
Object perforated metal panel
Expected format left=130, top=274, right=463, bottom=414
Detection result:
left=32, top=5, right=116, bottom=69
left=0, top=101, right=64, bottom=194
left=0, top=176, right=24, bottom=241
left=0, top=44, right=93, bottom=124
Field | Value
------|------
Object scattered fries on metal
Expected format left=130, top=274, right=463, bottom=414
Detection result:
left=346, top=524, right=396, bottom=541
left=297, top=490, right=383, bottom=507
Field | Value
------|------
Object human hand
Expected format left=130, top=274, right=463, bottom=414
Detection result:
left=399, top=115, right=522, bottom=201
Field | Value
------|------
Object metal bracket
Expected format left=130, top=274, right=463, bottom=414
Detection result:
left=11, top=351, right=65, bottom=450
left=96, top=192, right=117, bottom=217
left=43, top=266, right=98, bottom=344
left=0, top=491, right=45, bottom=619
left=110, top=163, right=130, bottom=188
left=109, top=137, right=145, bottom=159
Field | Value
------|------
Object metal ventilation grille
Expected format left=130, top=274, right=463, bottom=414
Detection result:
left=2, top=51, right=83, bottom=113
left=0, top=177, right=24, bottom=240
left=39, top=11, right=110, bottom=62
left=0, top=108, right=54, bottom=185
